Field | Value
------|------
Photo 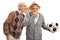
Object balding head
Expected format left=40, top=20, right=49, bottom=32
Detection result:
left=18, top=2, right=27, bottom=13
left=18, top=2, right=26, bottom=7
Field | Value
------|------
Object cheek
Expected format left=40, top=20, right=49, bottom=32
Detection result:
left=32, top=10, right=35, bottom=12
left=36, top=10, right=38, bottom=12
left=22, top=7, right=25, bottom=11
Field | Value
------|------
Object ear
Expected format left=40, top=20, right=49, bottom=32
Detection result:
left=38, top=6, right=40, bottom=10
left=18, top=6, right=21, bottom=10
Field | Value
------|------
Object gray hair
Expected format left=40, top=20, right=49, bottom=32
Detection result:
left=18, top=2, right=26, bottom=7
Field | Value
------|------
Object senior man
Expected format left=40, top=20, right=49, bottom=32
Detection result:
left=22, top=2, right=53, bottom=40
left=3, top=2, right=29, bottom=40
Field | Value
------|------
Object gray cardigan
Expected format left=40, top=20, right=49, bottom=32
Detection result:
left=22, top=12, right=50, bottom=40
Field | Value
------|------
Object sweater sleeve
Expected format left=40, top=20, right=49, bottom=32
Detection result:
left=3, top=11, right=15, bottom=36
left=41, top=14, right=50, bottom=31
left=42, top=20, right=50, bottom=31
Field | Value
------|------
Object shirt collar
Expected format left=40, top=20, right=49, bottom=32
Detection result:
left=23, top=12, right=26, bottom=16
left=18, top=10, right=26, bottom=16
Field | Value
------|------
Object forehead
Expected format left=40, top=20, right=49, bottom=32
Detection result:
left=18, top=2, right=26, bottom=7
left=21, top=3, right=26, bottom=6
left=32, top=5, right=39, bottom=8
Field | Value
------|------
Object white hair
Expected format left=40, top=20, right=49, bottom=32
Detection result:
left=18, top=2, right=26, bottom=7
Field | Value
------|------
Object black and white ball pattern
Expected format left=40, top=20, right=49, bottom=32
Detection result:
left=47, top=23, right=58, bottom=33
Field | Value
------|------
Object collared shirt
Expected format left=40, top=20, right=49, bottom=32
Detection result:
left=23, top=12, right=26, bottom=16
left=34, top=13, right=39, bottom=24
left=18, top=10, right=26, bottom=16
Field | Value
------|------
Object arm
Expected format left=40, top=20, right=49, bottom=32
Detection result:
left=41, top=14, right=50, bottom=31
left=42, top=20, right=50, bottom=31
left=3, top=11, right=15, bottom=36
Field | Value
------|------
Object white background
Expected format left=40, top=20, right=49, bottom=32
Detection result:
left=0, top=0, right=60, bottom=40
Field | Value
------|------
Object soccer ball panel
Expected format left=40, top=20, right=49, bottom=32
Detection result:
left=47, top=23, right=58, bottom=33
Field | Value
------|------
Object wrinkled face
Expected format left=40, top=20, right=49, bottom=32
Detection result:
left=18, top=3, right=27, bottom=13
left=31, top=5, right=40, bottom=14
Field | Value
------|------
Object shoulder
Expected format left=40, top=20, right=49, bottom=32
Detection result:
left=10, top=11, right=16, bottom=13
left=8, top=11, right=16, bottom=17
left=39, top=13, right=44, bottom=18
left=9, top=11, right=15, bottom=14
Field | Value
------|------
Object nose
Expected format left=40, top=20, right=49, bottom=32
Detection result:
left=33, top=10, right=35, bottom=12
left=53, top=28, right=56, bottom=31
